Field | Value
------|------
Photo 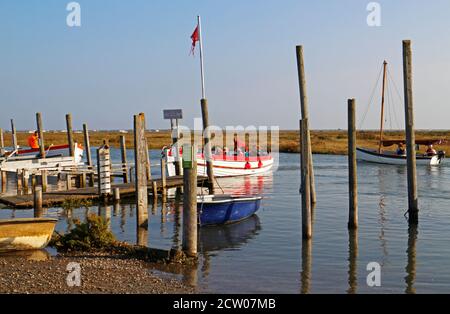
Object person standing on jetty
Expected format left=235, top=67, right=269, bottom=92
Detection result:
left=27, top=131, right=40, bottom=149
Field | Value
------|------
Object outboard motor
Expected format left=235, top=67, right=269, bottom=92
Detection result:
left=438, top=150, right=446, bottom=162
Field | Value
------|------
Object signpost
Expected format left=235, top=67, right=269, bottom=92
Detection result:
left=163, top=109, right=183, bottom=176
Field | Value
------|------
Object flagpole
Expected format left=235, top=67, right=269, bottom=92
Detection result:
left=197, top=15, right=206, bottom=99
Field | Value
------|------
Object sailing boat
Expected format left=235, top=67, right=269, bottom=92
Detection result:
left=356, top=61, right=446, bottom=166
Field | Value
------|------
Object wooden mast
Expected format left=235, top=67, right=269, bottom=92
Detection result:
left=378, top=60, right=388, bottom=153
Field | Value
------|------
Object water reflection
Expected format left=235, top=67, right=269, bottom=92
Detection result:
left=198, top=215, right=261, bottom=252
left=405, top=224, right=418, bottom=294
left=0, top=249, right=50, bottom=261
left=347, top=229, right=358, bottom=294
left=300, top=239, right=312, bottom=294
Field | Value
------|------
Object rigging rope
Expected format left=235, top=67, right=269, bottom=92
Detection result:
left=358, top=64, right=384, bottom=130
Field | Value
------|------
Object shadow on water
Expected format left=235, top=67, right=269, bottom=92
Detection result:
left=405, top=223, right=418, bottom=294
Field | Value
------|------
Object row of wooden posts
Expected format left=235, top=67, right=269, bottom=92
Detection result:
left=299, top=40, right=419, bottom=240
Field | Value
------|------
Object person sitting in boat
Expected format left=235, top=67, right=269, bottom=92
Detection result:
left=396, top=143, right=406, bottom=156
left=426, top=144, right=437, bottom=156
left=27, top=131, right=39, bottom=149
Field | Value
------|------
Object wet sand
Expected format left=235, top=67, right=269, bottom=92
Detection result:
left=0, top=251, right=194, bottom=294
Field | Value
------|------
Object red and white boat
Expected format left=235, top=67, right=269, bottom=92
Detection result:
left=163, top=146, right=274, bottom=177
left=0, top=143, right=84, bottom=172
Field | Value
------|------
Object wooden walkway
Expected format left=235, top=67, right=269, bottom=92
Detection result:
left=0, top=175, right=208, bottom=208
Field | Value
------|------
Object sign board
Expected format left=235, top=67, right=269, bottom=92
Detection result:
left=182, top=144, right=194, bottom=169
left=163, top=109, right=183, bottom=120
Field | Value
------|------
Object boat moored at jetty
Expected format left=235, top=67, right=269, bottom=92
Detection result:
left=0, top=143, right=84, bottom=172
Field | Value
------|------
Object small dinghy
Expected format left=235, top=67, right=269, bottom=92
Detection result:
left=0, top=218, right=57, bottom=252
left=197, top=194, right=262, bottom=226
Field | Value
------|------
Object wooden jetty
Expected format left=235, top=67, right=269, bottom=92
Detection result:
left=0, top=175, right=208, bottom=208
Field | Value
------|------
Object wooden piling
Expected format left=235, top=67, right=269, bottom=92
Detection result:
left=134, top=114, right=148, bottom=231
left=0, top=128, right=5, bottom=155
left=34, top=187, right=43, bottom=217
left=120, top=135, right=129, bottom=183
left=83, top=123, right=95, bottom=187
left=200, top=98, right=215, bottom=194
left=36, top=112, right=46, bottom=158
left=402, top=40, right=419, bottom=224
left=348, top=99, right=358, bottom=229
left=97, top=145, right=112, bottom=199
left=31, top=174, right=36, bottom=193
left=10, top=119, right=17, bottom=150
left=296, top=45, right=316, bottom=204
left=41, top=170, right=48, bottom=192
left=66, top=114, right=74, bottom=157
left=300, top=119, right=312, bottom=239
left=113, top=187, right=120, bottom=203
left=161, top=158, right=167, bottom=202
left=1, top=171, right=6, bottom=193
left=182, top=144, right=198, bottom=257
left=22, top=169, right=29, bottom=195
left=16, top=169, right=22, bottom=195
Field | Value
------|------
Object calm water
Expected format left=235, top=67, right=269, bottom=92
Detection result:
left=2, top=149, right=450, bottom=293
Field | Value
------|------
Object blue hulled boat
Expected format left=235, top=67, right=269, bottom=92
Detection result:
left=197, top=194, right=262, bottom=226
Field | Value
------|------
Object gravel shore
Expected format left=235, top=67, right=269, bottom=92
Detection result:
left=0, top=250, right=195, bottom=294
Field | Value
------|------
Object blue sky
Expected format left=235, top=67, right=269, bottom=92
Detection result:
left=1, top=0, right=450, bottom=131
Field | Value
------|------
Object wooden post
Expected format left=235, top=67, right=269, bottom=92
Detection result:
left=41, top=170, right=48, bottom=193
left=97, top=145, right=112, bottom=199
left=22, top=169, right=29, bottom=195
left=300, top=119, right=312, bottom=239
left=402, top=40, right=419, bottom=224
left=119, top=135, right=129, bottom=183
left=66, top=114, right=74, bottom=157
left=348, top=99, right=358, bottom=229
left=171, top=119, right=182, bottom=176
left=36, top=112, right=45, bottom=158
left=83, top=123, right=94, bottom=187
left=16, top=169, right=22, bottom=195
left=10, top=119, right=17, bottom=150
left=160, top=157, right=167, bottom=202
left=31, top=174, right=37, bottom=193
left=66, top=174, right=72, bottom=190
left=182, top=144, right=198, bottom=257
left=141, top=114, right=152, bottom=182
left=347, top=228, right=358, bottom=294
left=300, top=239, right=312, bottom=294
left=200, top=98, right=215, bottom=194
left=296, top=45, right=316, bottom=205
left=1, top=171, right=6, bottom=193
left=134, top=114, right=149, bottom=234
left=34, top=187, right=43, bottom=217
left=0, top=128, right=5, bottom=156
left=113, top=187, right=120, bottom=203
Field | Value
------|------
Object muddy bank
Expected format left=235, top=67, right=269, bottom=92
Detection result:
left=0, top=251, right=195, bottom=294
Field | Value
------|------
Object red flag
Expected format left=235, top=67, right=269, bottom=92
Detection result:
left=190, top=25, right=199, bottom=55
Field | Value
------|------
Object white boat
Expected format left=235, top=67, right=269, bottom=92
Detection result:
left=0, top=218, right=57, bottom=252
left=356, top=61, right=446, bottom=166
left=357, top=144, right=445, bottom=166
left=163, top=146, right=274, bottom=177
left=0, top=143, right=84, bottom=172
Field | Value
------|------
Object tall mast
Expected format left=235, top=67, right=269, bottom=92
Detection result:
left=378, top=60, right=388, bottom=153
left=197, top=15, right=206, bottom=99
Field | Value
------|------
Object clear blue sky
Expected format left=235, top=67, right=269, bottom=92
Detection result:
left=1, top=0, right=450, bottom=131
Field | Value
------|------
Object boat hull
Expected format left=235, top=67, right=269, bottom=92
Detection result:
left=0, top=144, right=84, bottom=172
left=164, top=147, right=273, bottom=177
left=0, top=218, right=57, bottom=252
left=197, top=195, right=262, bottom=226
left=356, top=147, right=444, bottom=166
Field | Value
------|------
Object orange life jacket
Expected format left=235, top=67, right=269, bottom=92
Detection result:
left=28, top=135, right=39, bottom=149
